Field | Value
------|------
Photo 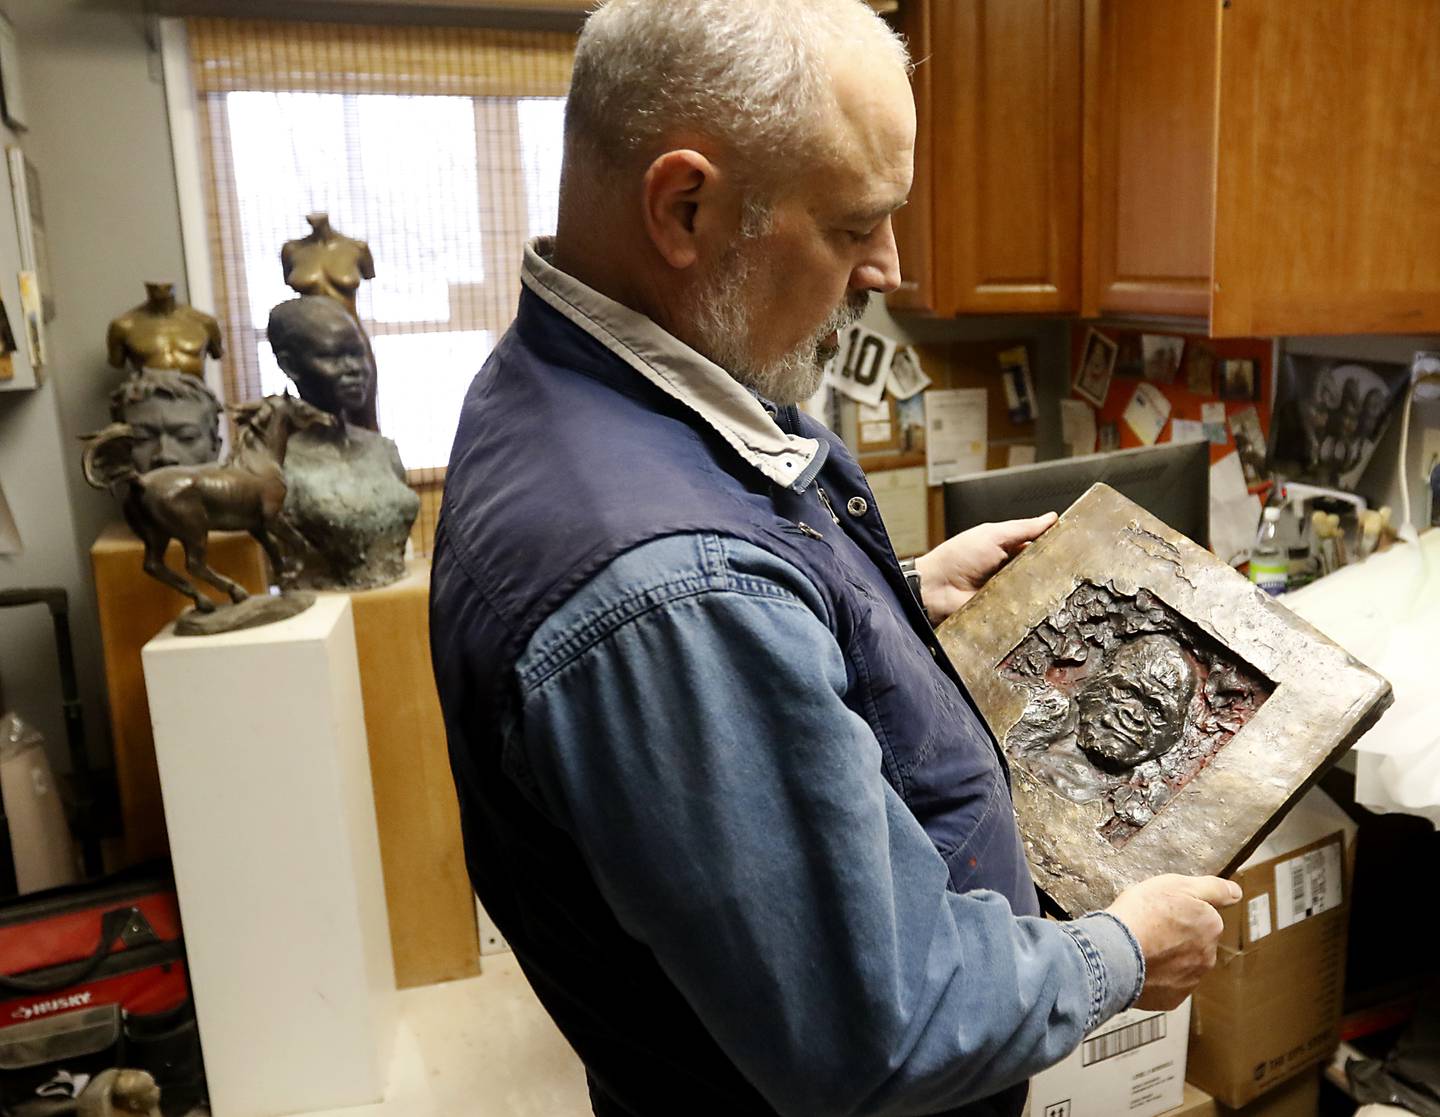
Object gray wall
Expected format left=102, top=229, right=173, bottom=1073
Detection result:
left=0, top=0, right=185, bottom=773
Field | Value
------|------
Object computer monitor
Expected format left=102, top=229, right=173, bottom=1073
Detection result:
left=943, top=441, right=1212, bottom=548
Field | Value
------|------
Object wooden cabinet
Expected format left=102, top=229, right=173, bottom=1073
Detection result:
left=890, top=0, right=1082, bottom=316
left=1210, top=0, right=1440, bottom=337
left=895, top=0, right=1440, bottom=338
left=1080, top=0, right=1218, bottom=320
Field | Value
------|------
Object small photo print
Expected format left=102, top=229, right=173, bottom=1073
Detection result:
left=1185, top=344, right=1217, bottom=396
left=1098, top=423, right=1120, bottom=453
left=1229, top=406, right=1267, bottom=485
left=1220, top=358, right=1259, bottom=401
left=1075, top=329, right=1118, bottom=407
left=1114, top=333, right=1145, bottom=380
left=1141, top=335, right=1183, bottom=385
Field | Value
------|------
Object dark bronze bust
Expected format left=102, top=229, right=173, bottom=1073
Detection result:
left=267, top=296, right=419, bottom=591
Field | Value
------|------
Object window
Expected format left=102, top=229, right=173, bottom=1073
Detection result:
left=187, top=18, right=575, bottom=551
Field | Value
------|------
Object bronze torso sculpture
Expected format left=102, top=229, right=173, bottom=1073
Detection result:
left=106, top=282, right=223, bottom=377
left=267, top=296, right=418, bottom=591
left=281, top=212, right=375, bottom=318
left=82, top=394, right=333, bottom=626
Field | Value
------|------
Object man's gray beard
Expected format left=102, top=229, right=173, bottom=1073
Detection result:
left=691, top=244, right=869, bottom=406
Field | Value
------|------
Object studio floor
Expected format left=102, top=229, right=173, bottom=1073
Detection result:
left=304, top=953, right=590, bottom=1117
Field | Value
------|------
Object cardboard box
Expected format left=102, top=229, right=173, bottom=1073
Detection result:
left=1026, top=1000, right=1191, bottom=1117
left=1187, top=792, right=1356, bottom=1108
left=1168, top=1072, right=1319, bottom=1117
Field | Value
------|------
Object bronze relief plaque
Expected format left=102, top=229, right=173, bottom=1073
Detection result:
left=938, top=484, right=1391, bottom=916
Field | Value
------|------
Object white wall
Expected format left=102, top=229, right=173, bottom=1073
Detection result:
left=0, top=0, right=188, bottom=775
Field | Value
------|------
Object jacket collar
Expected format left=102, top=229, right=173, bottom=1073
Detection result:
left=521, top=237, right=826, bottom=492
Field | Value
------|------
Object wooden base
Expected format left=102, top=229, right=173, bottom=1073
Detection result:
left=342, top=561, right=480, bottom=989
left=91, top=523, right=269, bottom=864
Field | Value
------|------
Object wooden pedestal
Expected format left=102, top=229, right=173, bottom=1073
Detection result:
left=339, top=561, right=480, bottom=989
left=91, top=523, right=268, bottom=864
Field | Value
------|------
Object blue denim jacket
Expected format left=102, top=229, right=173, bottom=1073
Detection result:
left=512, top=529, right=1144, bottom=1114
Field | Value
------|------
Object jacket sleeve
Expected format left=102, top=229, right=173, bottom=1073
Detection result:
left=513, top=532, right=1143, bottom=1117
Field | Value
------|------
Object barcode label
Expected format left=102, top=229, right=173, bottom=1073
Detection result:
left=1247, top=892, right=1272, bottom=943
left=1081, top=1013, right=1167, bottom=1066
left=1273, top=842, right=1343, bottom=931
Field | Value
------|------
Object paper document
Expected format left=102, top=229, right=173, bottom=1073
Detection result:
left=925, top=389, right=988, bottom=487
left=1060, top=399, right=1097, bottom=456
left=1201, top=401, right=1228, bottom=446
left=1209, top=451, right=1261, bottom=565
left=1171, top=419, right=1206, bottom=444
left=1006, top=444, right=1038, bottom=468
left=1124, top=382, right=1171, bottom=445
left=867, top=467, right=929, bottom=558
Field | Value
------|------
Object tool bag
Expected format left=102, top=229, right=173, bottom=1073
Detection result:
left=0, top=864, right=204, bottom=1116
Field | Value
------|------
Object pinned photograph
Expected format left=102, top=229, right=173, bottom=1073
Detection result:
left=998, top=345, right=1037, bottom=425
left=1098, top=423, right=1120, bottom=453
left=937, top=484, right=1391, bottom=915
left=886, top=344, right=932, bottom=401
left=1141, top=335, right=1183, bottom=385
left=1228, top=406, right=1267, bottom=485
left=1074, top=329, right=1117, bottom=408
left=1268, top=355, right=1411, bottom=490
left=1219, top=358, right=1258, bottom=401
left=1114, top=333, right=1144, bottom=380
left=1185, top=344, right=1217, bottom=396
left=897, top=393, right=926, bottom=454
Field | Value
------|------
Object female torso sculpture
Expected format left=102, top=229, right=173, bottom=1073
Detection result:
left=281, top=212, right=376, bottom=318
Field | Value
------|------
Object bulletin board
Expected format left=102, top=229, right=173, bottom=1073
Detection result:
left=1066, top=326, right=1274, bottom=481
left=857, top=336, right=1039, bottom=553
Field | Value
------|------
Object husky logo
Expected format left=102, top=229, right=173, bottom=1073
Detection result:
left=10, top=991, right=93, bottom=1021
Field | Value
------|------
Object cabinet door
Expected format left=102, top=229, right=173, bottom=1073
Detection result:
left=887, top=0, right=937, bottom=314
left=1082, top=0, right=1219, bottom=320
left=931, top=0, right=1082, bottom=315
left=1211, top=0, right=1440, bottom=337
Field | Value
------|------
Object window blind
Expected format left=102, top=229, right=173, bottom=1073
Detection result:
left=187, top=17, right=576, bottom=555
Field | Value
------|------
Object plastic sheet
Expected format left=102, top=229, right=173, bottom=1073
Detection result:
left=1284, top=528, right=1440, bottom=827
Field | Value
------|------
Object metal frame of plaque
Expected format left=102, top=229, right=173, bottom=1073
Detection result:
left=938, top=483, right=1391, bottom=916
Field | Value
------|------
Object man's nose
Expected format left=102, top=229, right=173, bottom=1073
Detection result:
left=850, top=217, right=903, bottom=296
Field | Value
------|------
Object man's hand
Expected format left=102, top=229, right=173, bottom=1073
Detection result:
left=1106, top=874, right=1242, bottom=1010
left=912, top=513, right=1058, bottom=624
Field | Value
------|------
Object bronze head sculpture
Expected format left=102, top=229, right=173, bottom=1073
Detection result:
left=109, top=368, right=222, bottom=473
left=105, top=282, right=223, bottom=377
left=1074, top=634, right=1198, bottom=769
left=267, top=296, right=375, bottom=428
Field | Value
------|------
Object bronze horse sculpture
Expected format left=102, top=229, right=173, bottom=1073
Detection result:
left=83, top=394, right=334, bottom=613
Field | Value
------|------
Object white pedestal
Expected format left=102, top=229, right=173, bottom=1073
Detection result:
left=143, top=595, right=395, bottom=1117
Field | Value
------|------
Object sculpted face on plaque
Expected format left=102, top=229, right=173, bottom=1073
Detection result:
left=1073, top=634, right=1198, bottom=769
left=1000, top=580, right=1272, bottom=846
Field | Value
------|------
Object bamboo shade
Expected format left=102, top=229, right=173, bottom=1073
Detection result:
left=188, top=17, right=576, bottom=555
left=187, top=19, right=575, bottom=98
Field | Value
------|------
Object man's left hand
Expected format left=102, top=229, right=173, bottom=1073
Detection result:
left=912, top=513, right=1058, bottom=625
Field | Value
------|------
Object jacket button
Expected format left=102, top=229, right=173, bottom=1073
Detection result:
left=847, top=497, right=869, bottom=517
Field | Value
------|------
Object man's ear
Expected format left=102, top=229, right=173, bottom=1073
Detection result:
left=641, top=148, right=727, bottom=271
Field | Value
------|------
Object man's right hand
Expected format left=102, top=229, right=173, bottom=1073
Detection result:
left=1106, top=874, right=1243, bottom=1010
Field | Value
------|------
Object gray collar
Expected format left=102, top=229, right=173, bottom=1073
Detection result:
left=521, top=237, right=825, bottom=491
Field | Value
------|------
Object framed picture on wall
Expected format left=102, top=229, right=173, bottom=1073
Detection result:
left=1075, top=329, right=1118, bottom=407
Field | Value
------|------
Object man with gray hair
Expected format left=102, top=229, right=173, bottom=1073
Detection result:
left=432, top=3, right=1237, bottom=1114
